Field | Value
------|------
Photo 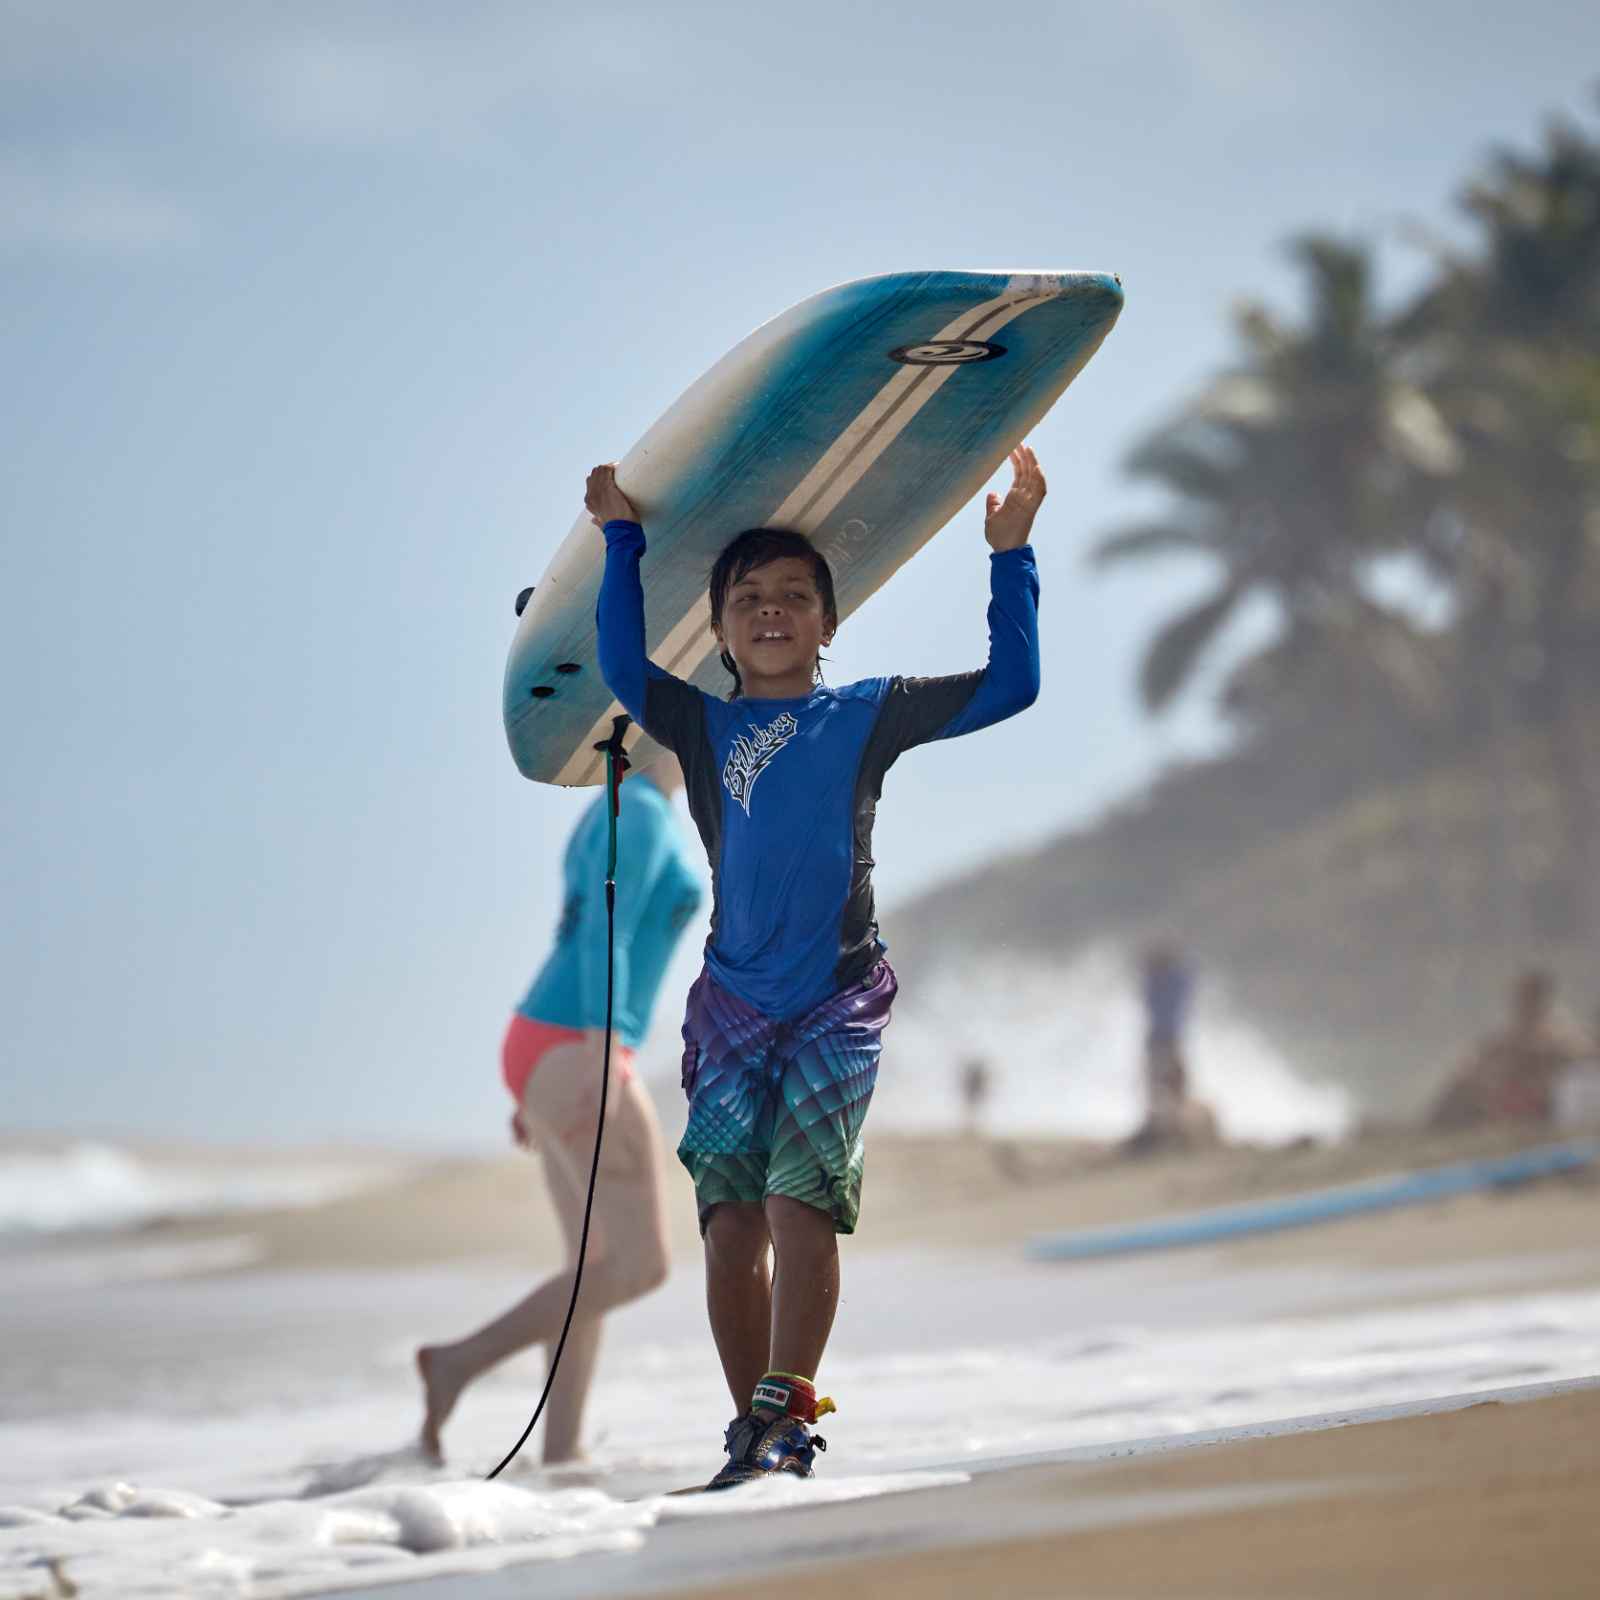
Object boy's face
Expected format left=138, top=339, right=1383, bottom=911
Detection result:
left=713, top=556, right=835, bottom=694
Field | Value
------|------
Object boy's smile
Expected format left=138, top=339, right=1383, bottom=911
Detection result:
left=714, top=556, right=836, bottom=698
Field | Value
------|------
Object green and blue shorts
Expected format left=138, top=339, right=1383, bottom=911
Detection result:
left=677, top=962, right=896, bottom=1235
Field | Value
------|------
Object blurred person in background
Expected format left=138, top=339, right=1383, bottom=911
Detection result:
left=1551, top=1003, right=1600, bottom=1130
left=1429, top=969, right=1588, bottom=1130
left=1124, top=941, right=1218, bottom=1154
left=959, top=1055, right=992, bottom=1138
left=417, top=753, right=702, bottom=1466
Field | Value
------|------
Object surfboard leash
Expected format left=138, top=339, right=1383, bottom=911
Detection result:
left=487, top=715, right=632, bottom=1481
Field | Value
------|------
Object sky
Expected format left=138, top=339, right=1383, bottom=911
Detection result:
left=4, top=1, right=1596, bottom=1147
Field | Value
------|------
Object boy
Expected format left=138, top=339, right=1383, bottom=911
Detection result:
left=587, top=447, right=1046, bottom=1486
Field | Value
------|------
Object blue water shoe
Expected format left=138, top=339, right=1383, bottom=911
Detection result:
left=705, top=1411, right=827, bottom=1490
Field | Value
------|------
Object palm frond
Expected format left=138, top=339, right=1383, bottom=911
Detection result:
left=1139, top=584, right=1245, bottom=712
left=1089, top=522, right=1220, bottom=569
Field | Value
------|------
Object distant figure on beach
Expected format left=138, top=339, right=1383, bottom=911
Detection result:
left=1553, top=1006, right=1600, bottom=1128
left=1428, top=969, right=1588, bottom=1130
left=1123, top=942, right=1218, bottom=1155
left=417, top=754, right=701, bottom=1466
left=959, top=1056, right=992, bottom=1137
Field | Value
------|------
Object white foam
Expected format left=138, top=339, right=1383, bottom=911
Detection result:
left=653, top=1470, right=968, bottom=1518
left=4, top=1258, right=1597, bottom=1597
left=2, top=1481, right=652, bottom=1600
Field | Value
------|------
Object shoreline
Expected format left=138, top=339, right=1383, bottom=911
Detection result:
left=13, top=1120, right=1596, bottom=1276
left=347, top=1378, right=1600, bottom=1600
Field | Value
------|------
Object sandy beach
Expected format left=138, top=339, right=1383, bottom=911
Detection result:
left=96, top=1117, right=1600, bottom=1278
left=3, top=1121, right=1596, bottom=1599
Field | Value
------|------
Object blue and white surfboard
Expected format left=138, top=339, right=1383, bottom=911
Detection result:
left=1024, top=1140, right=1600, bottom=1262
left=504, top=268, right=1124, bottom=786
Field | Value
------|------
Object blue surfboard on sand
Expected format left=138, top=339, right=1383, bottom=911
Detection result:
left=1024, top=1140, right=1600, bottom=1262
left=504, top=268, right=1123, bottom=786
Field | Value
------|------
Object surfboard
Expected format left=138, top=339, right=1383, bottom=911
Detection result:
left=504, top=268, right=1124, bottom=785
left=1024, top=1140, right=1600, bottom=1262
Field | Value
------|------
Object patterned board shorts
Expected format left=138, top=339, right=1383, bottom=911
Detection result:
left=677, top=961, right=897, bottom=1235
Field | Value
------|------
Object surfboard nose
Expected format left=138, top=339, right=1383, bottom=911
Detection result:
left=1077, top=271, right=1125, bottom=316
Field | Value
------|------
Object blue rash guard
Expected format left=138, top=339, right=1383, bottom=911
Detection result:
left=595, top=520, right=1040, bottom=1022
left=518, top=776, right=703, bottom=1047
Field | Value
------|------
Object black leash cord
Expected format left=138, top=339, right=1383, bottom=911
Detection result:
left=486, top=718, right=631, bottom=1481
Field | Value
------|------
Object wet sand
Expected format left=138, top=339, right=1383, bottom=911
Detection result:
left=680, top=1384, right=1600, bottom=1600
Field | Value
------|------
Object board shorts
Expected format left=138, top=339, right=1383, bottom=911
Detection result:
left=676, top=961, right=896, bottom=1235
left=502, top=1014, right=635, bottom=1108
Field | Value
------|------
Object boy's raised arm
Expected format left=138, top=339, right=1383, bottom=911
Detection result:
left=595, top=520, right=651, bottom=722
left=588, top=463, right=653, bottom=721
left=874, top=446, right=1046, bottom=751
left=961, top=445, right=1048, bottom=732
left=587, top=464, right=705, bottom=754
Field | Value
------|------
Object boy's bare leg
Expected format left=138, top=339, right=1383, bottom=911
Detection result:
left=763, top=1194, right=839, bottom=1383
left=702, top=1202, right=773, bottom=1410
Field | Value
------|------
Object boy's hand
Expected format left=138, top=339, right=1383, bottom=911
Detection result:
left=586, top=463, right=640, bottom=528
left=984, top=445, right=1047, bottom=552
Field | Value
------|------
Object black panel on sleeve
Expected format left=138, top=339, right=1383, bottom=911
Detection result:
left=643, top=675, right=724, bottom=948
left=830, top=672, right=985, bottom=991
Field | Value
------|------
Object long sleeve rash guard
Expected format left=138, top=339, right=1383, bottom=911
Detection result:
left=596, top=519, right=1040, bottom=1021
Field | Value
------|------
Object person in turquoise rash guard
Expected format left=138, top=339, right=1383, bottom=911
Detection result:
left=416, top=755, right=702, bottom=1466
left=513, top=765, right=704, bottom=1071
left=586, top=447, right=1046, bottom=1487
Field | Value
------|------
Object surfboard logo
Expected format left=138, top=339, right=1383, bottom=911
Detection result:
left=722, top=712, right=799, bottom=816
left=888, top=340, right=1006, bottom=365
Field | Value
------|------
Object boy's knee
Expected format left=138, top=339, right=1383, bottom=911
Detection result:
left=704, top=1203, right=770, bottom=1270
left=764, top=1194, right=837, bottom=1252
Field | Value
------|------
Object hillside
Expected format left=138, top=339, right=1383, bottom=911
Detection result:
left=885, top=718, right=1600, bottom=1117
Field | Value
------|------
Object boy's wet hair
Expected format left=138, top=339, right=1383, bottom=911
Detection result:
left=708, top=529, right=838, bottom=699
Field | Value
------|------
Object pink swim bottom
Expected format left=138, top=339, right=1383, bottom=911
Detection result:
left=502, top=1014, right=635, bottom=1106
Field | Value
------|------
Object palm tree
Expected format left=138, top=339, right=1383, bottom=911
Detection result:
left=1406, top=105, right=1600, bottom=936
left=1093, top=236, right=1458, bottom=785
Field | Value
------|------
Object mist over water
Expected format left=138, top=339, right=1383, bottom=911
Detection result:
left=0, top=1145, right=398, bottom=1237
left=876, top=944, right=1352, bottom=1144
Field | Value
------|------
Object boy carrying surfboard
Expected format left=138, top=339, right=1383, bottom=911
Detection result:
left=586, top=448, right=1046, bottom=1488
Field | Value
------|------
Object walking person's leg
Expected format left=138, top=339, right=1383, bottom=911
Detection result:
left=417, top=1041, right=669, bottom=1463
left=531, top=1129, right=606, bottom=1466
left=537, top=1072, right=671, bottom=1463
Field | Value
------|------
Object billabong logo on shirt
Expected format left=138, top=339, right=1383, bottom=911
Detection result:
left=722, top=712, right=798, bottom=816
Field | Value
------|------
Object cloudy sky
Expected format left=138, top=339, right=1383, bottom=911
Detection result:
left=5, top=1, right=1594, bottom=1145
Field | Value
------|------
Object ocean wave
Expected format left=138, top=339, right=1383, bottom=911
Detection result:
left=877, top=944, right=1352, bottom=1144
left=0, top=1142, right=395, bottom=1236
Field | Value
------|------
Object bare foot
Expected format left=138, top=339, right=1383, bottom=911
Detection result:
left=416, top=1345, right=468, bottom=1464
left=542, top=1456, right=601, bottom=1488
